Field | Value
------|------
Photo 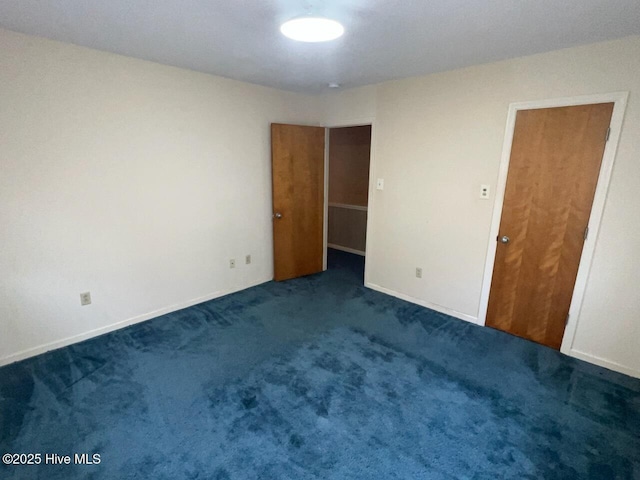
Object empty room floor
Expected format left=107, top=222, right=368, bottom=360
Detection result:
left=1, top=249, right=639, bottom=479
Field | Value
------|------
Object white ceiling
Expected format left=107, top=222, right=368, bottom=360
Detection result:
left=1, top=0, right=639, bottom=94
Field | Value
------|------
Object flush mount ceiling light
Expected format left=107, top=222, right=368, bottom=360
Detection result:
left=280, top=17, right=344, bottom=43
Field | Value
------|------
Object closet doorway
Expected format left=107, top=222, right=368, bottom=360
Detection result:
left=326, top=125, right=372, bottom=280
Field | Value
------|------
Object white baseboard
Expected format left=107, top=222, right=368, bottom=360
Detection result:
left=328, top=244, right=366, bottom=256
left=8, top=278, right=637, bottom=381
left=364, top=283, right=640, bottom=378
left=0, top=277, right=271, bottom=368
left=566, top=348, right=640, bottom=379
left=365, top=282, right=480, bottom=325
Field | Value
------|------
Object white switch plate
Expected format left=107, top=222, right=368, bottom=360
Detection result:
left=245, top=254, right=251, bottom=265
left=376, top=178, right=384, bottom=190
left=415, top=267, right=423, bottom=279
left=480, top=184, right=490, bottom=199
left=229, top=259, right=236, bottom=269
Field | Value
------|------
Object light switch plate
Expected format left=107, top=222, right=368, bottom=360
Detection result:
left=480, top=184, right=490, bottom=199
left=376, top=178, right=384, bottom=190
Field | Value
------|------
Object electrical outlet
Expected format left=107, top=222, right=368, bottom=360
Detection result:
left=415, top=267, right=422, bottom=279
left=480, top=184, right=490, bottom=199
left=80, top=292, right=92, bottom=306
left=229, top=259, right=236, bottom=269
left=245, top=254, right=251, bottom=265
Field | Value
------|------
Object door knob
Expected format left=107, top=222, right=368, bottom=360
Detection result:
left=273, top=212, right=282, bottom=219
left=500, top=235, right=510, bottom=244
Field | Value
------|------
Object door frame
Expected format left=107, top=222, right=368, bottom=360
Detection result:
left=477, top=92, right=629, bottom=355
left=322, top=118, right=376, bottom=285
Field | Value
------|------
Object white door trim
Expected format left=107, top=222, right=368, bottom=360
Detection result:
left=476, top=92, right=629, bottom=358
left=323, top=118, right=376, bottom=283
left=322, top=127, right=330, bottom=271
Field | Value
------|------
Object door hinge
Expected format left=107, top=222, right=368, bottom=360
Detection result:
left=583, top=226, right=589, bottom=241
left=605, top=127, right=611, bottom=142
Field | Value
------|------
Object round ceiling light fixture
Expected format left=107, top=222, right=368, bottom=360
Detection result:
left=280, top=17, right=344, bottom=43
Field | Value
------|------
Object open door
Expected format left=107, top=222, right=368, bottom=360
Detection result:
left=271, top=123, right=325, bottom=281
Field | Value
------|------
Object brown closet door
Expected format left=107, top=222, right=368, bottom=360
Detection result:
left=486, top=103, right=613, bottom=349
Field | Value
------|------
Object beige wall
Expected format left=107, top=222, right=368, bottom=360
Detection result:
left=329, top=126, right=371, bottom=207
left=2, top=27, right=639, bottom=378
left=328, top=207, right=367, bottom=253
left=0, top=28, right=319, bottom=364
left=326, top=36, right=639, bottom=377
left=320, top=85, right=377, bottom=126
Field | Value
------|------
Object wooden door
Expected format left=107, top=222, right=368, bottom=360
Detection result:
left=486, top=103, right=613, bottom=349
left=271, top=123, right=325, bottom=281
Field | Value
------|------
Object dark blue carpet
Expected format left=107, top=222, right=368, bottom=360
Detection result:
left=1, top=249, right=639, bottom=479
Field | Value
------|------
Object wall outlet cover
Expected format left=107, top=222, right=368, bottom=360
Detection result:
left=80, top=292, right=92, bottom=306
